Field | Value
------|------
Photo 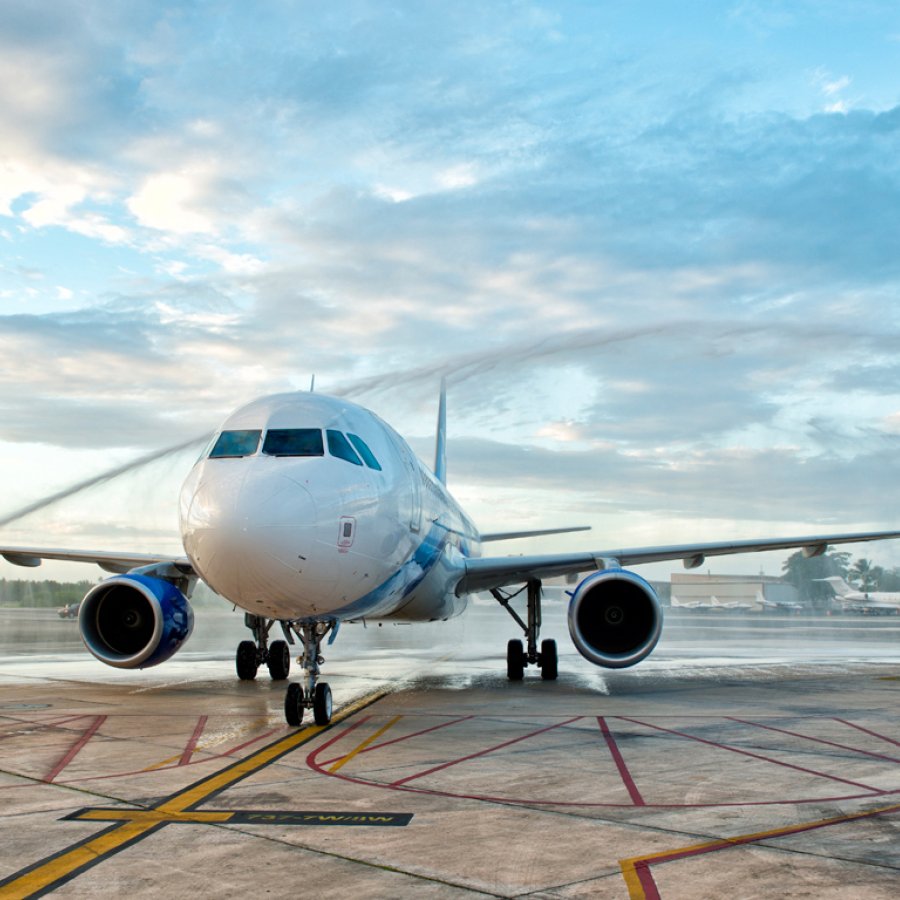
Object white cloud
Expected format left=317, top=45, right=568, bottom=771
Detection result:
left=127, top=171, right=218, bottom=235
left=2, top=1, right=900, bottom=555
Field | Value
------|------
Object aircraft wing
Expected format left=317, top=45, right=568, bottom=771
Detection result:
left=458, top=529, right=900, bottom=594
left=0, top=546, right=193, bottom=575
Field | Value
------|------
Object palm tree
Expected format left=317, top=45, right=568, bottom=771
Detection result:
left=849, top=558, right=883, bottom=592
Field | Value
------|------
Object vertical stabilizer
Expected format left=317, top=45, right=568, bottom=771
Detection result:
left=434, top=378, right=447, bottom=484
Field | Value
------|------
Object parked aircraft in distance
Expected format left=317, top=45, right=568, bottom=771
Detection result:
left=818, top=577, right=900, bottom=615
left=3, top=387, right=900, bottom=726
left=670, top=596, right=716, bottom=611
left=709, top=596, right=754, bottom=612
left=756, top=591, right=804, bottom=614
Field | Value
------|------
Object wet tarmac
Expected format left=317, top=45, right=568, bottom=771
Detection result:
left=0, top=603, right=899, bottom=898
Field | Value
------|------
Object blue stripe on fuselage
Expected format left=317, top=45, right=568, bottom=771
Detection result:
left=324, top=520, right=458, bottom=620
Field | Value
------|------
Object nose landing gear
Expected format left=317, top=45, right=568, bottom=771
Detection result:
left=283, top=620, right=337, bottom=727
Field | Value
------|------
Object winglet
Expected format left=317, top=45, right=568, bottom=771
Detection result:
left=434, top=377, right=447, bottom=484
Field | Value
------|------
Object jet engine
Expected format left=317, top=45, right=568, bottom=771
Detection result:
left=79, top=574, right=194, bottom=669
left=567, top=569, right=663, bottom=668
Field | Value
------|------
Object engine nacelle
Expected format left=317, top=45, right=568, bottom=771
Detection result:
left=79, top=574, right=194, bottom=669
left=567, top=569, right=663, bottom=668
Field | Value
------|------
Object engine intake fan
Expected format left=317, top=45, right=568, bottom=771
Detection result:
left=79, top=574, right=194, bottom=669
left=567, top=569, right=663, bottom=668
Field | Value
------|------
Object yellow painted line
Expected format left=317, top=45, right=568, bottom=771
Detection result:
left=73, top=809, right=235, bottom=825
left=0, top=820, right=160, bottom=900
left=142, top=752, right=183, bottom=771
left=157, top=690, right=386, bottom=814
left=0, top=689, right=387, bottom=899
left=619, top=858, right=644, bottom=900
left=328, top=715, right=403, bottom=773
left=157, top=723, right=323, bottom=813
left=618, top=800, right=900, bottom=899
left=142, top=717, right=273, bottom=771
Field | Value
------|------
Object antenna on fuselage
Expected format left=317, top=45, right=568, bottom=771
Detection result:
left=434, top=377, right=447, bottom=485
left=309, top=374, right=316, bottom=392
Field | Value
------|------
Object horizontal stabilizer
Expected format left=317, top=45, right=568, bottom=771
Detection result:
left=480, top=526, right=592, bottom=542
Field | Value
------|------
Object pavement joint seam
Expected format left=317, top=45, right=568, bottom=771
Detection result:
left=201, top=820, right=507, bottom=898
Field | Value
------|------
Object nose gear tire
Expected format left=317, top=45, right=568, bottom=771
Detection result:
left=267, top=640, right=291, bottom=680
left=236, top=640, right=259, bottom=680
left=285, top=683, right=304, bottom=726
left=313, top=682, right=332, bottom=725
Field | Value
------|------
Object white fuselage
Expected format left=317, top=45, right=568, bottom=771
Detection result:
left=178, top=392, right=480, bottom=623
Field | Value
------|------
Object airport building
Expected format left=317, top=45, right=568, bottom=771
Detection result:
left=670, top=572, right=801, bottom=611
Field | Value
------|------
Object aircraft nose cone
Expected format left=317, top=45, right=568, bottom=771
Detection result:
left=182, top=464, right=337, bottom=615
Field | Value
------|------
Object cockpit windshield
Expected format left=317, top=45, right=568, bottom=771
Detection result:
left=326, top=429, right=363, bottom=466
left=209, top=430, right=262, bottom=458
left=262, top=429, right=325, bottom=457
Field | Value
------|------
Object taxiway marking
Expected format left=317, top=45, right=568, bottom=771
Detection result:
left=727, top=716, right=900, bottom=764
left=328, top=715, right=402, bottom=773
left=598, top=716, right=645, bottom=806
left=64, top=808, right=412, bottom=827
left=178, top=715, right=208, bottom=765
left=618, top=799, right=900, bottom=899
left=44, top=716, right=106, bottom=783
left=617, top=716, right=884, bottom=794
left=833, top=716, right=900, bottom=748
left=0, top=691, right=386, bottom=899
left=389, top=715, right=583, bottom=787
left=319, top=714, right=473, bottom=767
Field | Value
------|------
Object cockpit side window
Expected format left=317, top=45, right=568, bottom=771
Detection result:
left=347, top=433, right=382, bottom=471
left=209, top=430, right=262, bottom=458
left=326, top=429, right=363, bottom=466
left=262, top=429, right=324, bottom=457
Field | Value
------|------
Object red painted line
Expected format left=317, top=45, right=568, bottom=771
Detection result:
left=617, top=716, right=883, bottom=794
left=0, top=713, right=91, bottom=739
left=305, top=716, right=372, bottom=771
left=44, top=716, right=106, bottom=783
left=650, top=802, right=900, bottom=867
left=308, top=745, right=900, bottom=808
left=319, top=715, right=473, bottom=766
left=55, top=727, right=288, bottom=785
left=179, top=716, right=208, bottom=766
left=628, top=800, right=900, bottom=898
left=635, top=861, right=661, bottom=900
left=728, top=717, right=900, bottom=764
left=218, top=727, right=283, bottom=758
left=598, top=717, right=645, bottom=806
left=834, top=717, right=900, bottom=749
left=388, top=717, right=583, bottom=787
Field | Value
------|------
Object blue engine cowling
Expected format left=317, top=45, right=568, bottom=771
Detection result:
left=567, top=569, right=663, bottom=668
left=79, top=574, right=194, bottom=669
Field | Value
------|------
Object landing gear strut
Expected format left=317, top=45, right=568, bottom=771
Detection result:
left=236, top=614, right=293, bottom=681
left=283, top=620, right=336, bottom=727
left=492, top=579, right=558, bottom=681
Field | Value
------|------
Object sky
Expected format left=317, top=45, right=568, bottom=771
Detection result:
left=3, top=0, right=900, bottom=582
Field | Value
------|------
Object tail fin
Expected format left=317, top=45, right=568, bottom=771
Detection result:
left=434, top=378, right=447, bottom=484
left=818, top=576, right=852, bottom=597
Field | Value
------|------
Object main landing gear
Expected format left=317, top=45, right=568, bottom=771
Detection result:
left=283, top=620, right=336, bottom=728
left=491, top=579, right=558, bottom=681
left=236, top=614, right=293, bottom=681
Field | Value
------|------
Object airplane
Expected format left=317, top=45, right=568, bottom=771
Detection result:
left=709, top=596, right=754, bottom=612
left=755, top=591, right=804, bottom=614
left=817, top=577, right=900, bottom=615
left=3, top=386, right=900, bottom=727
left=669, top=596, right=716, bottom=611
